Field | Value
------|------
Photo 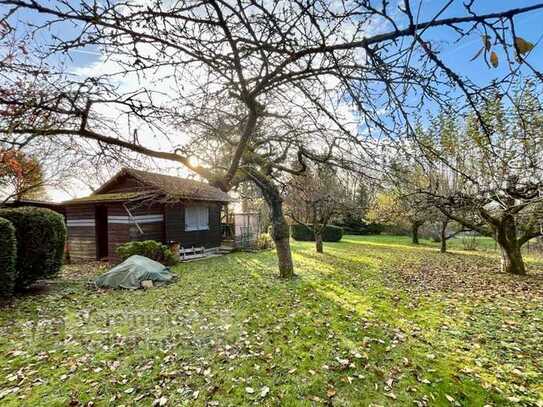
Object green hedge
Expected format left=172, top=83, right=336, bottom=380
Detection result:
left=0, top=207, right=66, bottom=290
left=322, top=225, right=343, bottom=242
left=291, top=224, right=313, bottom=241
left=291, top=224, right=343, bottom=242
left=116, top=240, right=178, bottom=266
left=341, top=223, right=384, bottom=235
left=0, top=217, right=17, bottom=297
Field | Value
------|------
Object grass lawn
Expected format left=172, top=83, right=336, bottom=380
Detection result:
left=1, top=235, right=543, bottom=406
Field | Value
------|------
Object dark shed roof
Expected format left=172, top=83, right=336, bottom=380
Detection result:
left=64, top=168, right=232, bottom=205
left=62, top=192, right=142, bottom=205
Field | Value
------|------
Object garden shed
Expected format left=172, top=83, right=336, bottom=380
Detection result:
left=63, top=168, right=232, bottom=261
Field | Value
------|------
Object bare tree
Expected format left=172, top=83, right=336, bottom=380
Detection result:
left=0, top=140, right=78, bottom=203
left=368, top=159, right=441, bottom=245
left=285, top=164, right=351, bottom=253
left=1, top=1, right=543, bottom=277
left=415, top=82, right=543, bottom=274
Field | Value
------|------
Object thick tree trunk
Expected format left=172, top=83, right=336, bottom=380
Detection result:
left=412, top=223, right=420, bottom=245
left=315, top=233, right=323, bottom=253
left=246, top=169, right=294, bottom=278
left=499, top=243, right=526, bottom=275
left=255, top=178, right=293, bottom=278
left=274, top=230, right=294, bottom=278
left=494, top=215, right=526, bottom=275
left=269, top=200, right=294, bottom=278
left=440, top=220, right=448, bottom=253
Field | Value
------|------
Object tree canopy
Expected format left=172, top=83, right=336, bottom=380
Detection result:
left=1, top=1, right=543, bottom=276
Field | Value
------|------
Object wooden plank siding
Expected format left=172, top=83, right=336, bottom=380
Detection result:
left=104, top=203, right=165, bottom=261
left=106, top=203, right=134, bottom=261
left=120, top=203, right=165, bottom=242
left=65, top=204, right=96, bottom=260
left=129, top=222, right=163, bottom=242
left=165, top=202, right=222, bottom=249
left=64, top=199, right=224, bottom=262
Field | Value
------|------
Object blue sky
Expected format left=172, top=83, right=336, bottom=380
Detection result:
left=5, top=1, right=542, bottom=95
left=6, top=5, right=99, bottom=68
left=7, top=1, right=543, bottom=80
left=416, top=1, right=543, bottom=86
left=3, top=1, right=543, bottom=200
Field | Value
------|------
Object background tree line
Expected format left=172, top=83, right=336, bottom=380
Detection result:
left=369, top=80, right=543, bottom=275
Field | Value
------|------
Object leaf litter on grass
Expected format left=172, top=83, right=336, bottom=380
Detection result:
left=1, top=235, right=542, bottom=405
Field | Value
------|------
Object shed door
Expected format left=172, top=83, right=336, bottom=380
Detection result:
left=95, top=205, right=109, bottom=260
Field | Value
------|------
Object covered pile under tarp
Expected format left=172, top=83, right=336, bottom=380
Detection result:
left=94, top=255, right=175, bottom=289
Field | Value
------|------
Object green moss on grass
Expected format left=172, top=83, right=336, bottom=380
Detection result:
left=0, top=235, right=541, bottom=405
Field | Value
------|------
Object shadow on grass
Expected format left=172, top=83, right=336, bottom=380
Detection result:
left=0, top=238, right=537, bottom=405
left=176, top=250, right=504, bottom=405
left=222, top=249, right=509, bottom=405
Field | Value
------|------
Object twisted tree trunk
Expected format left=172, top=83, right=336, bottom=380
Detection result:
left=498, top=242, right=525, bottom=275
left=439, top=207, right=532, bottom=276
left=310, top=209, right=324, bottom=254
left=494, top=215, right=526, bottom=275
left=248, top=170, right=294, bottom=278
left=269, top=198, right=294, bottom=278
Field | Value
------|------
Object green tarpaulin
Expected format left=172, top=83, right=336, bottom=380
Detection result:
left=94, top=255, right=175, bottom=289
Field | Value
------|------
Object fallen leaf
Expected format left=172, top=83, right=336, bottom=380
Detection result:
left=152, top=396, right=168, bottom=406
left=260, top=386, right=270, bottom=398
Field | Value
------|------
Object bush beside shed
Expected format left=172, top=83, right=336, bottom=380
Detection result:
left=0, top=207, right=66, bottom=290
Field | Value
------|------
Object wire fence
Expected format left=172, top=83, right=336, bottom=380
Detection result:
left=451, top=233, right=543, bottom=258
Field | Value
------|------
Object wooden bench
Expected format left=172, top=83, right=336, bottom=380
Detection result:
left=180, top=246, right=205, bottom=261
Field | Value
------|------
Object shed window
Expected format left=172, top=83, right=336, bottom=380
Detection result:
left=185, top=206, right=209, bottom=231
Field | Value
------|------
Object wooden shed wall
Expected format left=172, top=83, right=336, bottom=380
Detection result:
left=65, top=200, right=223, bottom=262
left=65, top=204, right=96, bottom=260
left=104, top=204, right=130, bottom=261
left=125, top=205, right=164, bottom=243
left=164, top=202, right=222, bottom=248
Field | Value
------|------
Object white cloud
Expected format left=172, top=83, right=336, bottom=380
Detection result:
left=44, top=0, right=390, bottom=199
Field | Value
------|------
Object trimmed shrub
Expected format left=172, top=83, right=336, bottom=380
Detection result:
left=361, top=223, right=384, bottom=235
left=291, top=224, right=344, bottom=242
left=339, top=222, right=384, bottom=235
left=116, top=240, right=178, bottom=266
left=0, top=207, right=66, bottom=290
left=0, top=217, right=17, bottom=297
left=291, top=224, right=314, bottom=241
left=322, top=225, right=343, bottom=242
